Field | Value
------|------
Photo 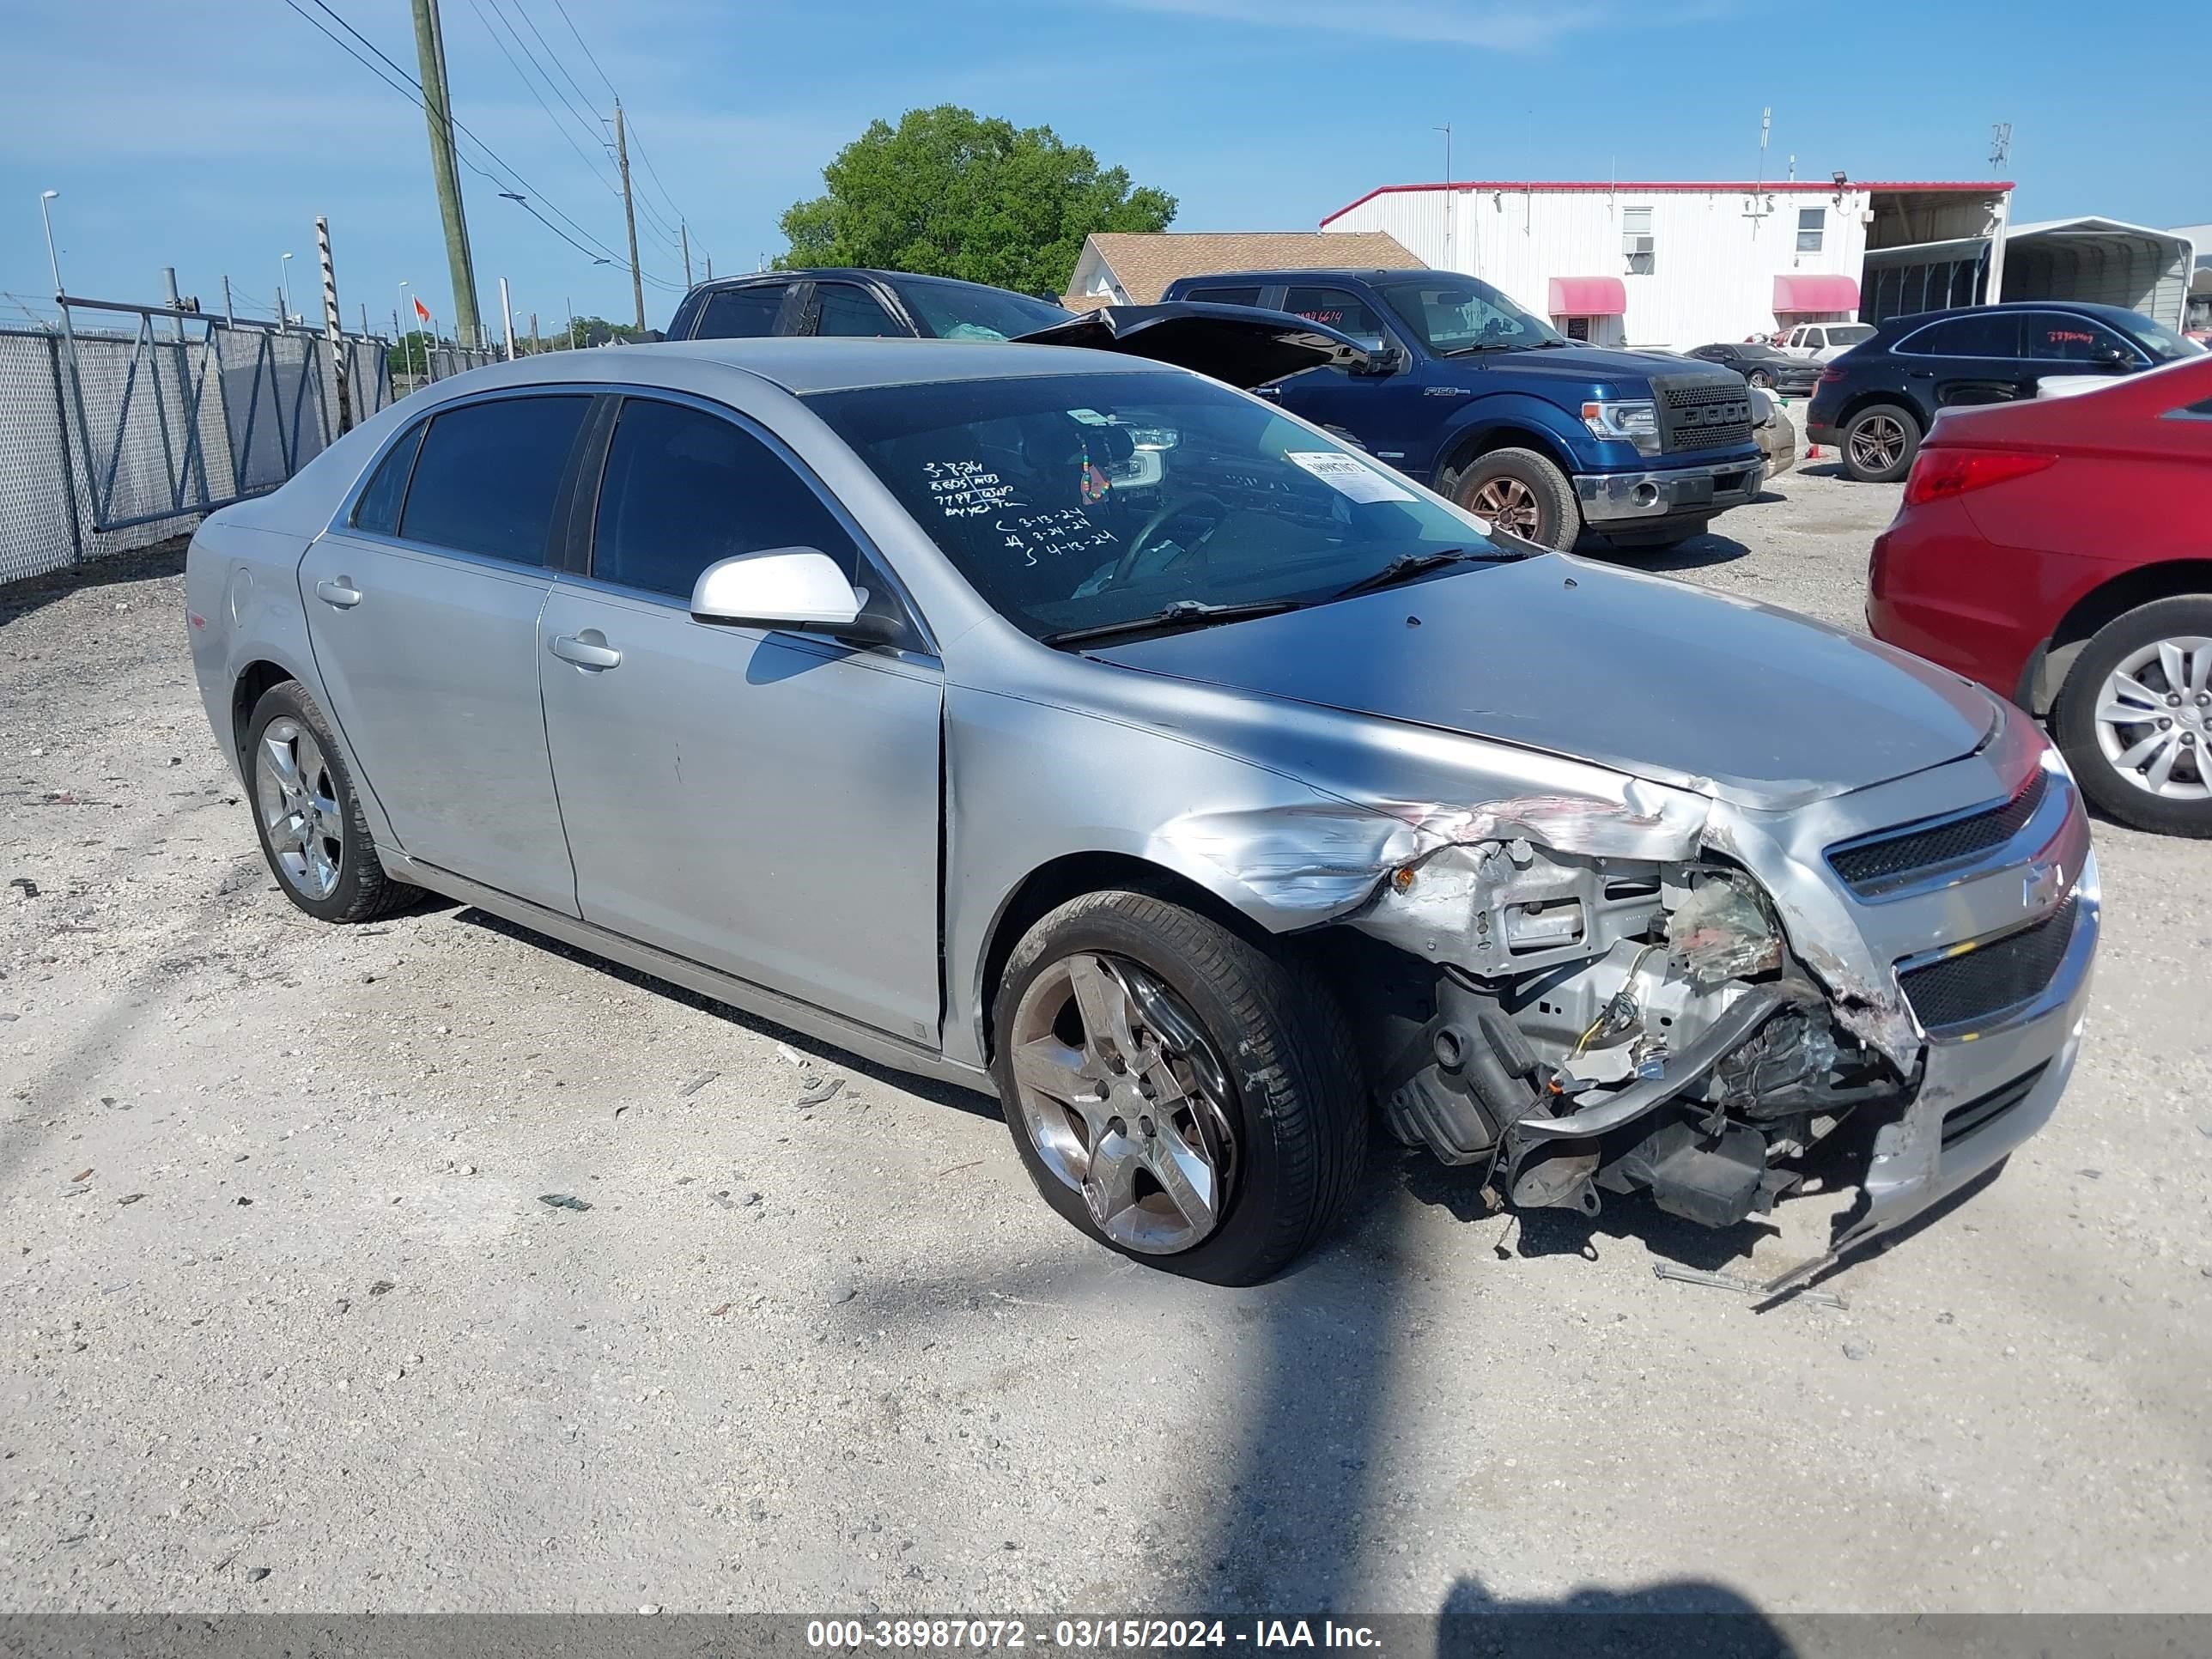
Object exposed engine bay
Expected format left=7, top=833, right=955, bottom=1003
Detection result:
left=1345, top=839, right=1906, bottom=1230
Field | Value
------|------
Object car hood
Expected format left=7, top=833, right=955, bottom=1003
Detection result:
left=1012, top=302, right=1372, bottom=390
left=1088, top=556, right=1998, bottom=811
left=1431, top=343, right=1703, bottom=387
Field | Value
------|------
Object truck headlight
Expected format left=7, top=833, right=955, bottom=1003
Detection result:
left=1582, top=399, right=1662, bottom=458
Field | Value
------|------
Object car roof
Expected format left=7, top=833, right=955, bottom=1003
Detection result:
left=680, top=267, right=1038, bottom=299
left=1875, top=300, right=2156, bottom=336
left=463, top=336, right=1174, bottom=397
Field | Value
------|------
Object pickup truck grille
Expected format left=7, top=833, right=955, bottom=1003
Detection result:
left=1898, top=897, right=2078, bottom=1036
left=1826, top=771, right=2050, bottom=896
left=1650, top=374, right=1753, bottom=453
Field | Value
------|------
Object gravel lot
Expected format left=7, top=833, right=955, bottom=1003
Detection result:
left=3, top=461, right=2208, bottom=1617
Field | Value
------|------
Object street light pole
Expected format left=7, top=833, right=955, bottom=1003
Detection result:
left=39, top=190, right=63, bottom=296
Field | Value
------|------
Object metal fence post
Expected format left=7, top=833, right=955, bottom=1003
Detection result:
left=43, top=331, right=83, bottom=567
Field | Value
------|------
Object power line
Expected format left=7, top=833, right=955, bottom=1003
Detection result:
left=538, top=0, right=706, bottom=269
left=549, top=0, right=618, bottom=100
left=461, top=0, right=624, bottom=200
left=286, top=0, right=681, bottom=290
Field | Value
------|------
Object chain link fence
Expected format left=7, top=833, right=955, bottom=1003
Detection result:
left=1, top=297, right=494, bottom=586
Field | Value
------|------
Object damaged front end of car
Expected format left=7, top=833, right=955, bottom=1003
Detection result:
left=1155, top=736, right=2097, bottom=1273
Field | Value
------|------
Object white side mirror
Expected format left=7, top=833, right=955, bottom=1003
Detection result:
left=690, top=546, right=867, bottom=631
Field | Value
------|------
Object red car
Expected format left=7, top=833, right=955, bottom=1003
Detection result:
left=1868, top=353, right=2212, bottom=837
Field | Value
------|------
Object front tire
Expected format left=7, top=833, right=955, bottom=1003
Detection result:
left=990, top=890, right=1366, bottom=1285
left=2053, top=597, right=2212, bottom=837
left=245, top=680, right=417, bottom=921
left=1841, top=403, right=1921, bottom=483
left=1452, top=447, right=1580, bottom=552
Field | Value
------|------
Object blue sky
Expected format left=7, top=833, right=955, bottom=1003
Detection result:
left=3, top=0, right=2201, bottom=337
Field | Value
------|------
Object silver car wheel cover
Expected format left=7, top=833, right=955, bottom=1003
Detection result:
left=1007, top=952, right=1238, bottom=1255
left=2093, top=635, right=2212, bottom=801
left=1849, top=414, right=1906, bottom=473
left=254, top=716, right=344, bottom=899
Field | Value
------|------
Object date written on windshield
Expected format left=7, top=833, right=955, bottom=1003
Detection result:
left=805, top=1619, right=1382, bottom=1650
left=996, top=507, right=1117, bottom=568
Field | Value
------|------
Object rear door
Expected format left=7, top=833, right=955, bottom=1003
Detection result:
left=801, top=280, right=913, bottom=338
left=536, top=393, right=943, bottom=1041
left=1895, top=313, right=2030, bottom=413
left=684, top=280, right=805, bottom=341
left=298, top=392, right=590, bottom=914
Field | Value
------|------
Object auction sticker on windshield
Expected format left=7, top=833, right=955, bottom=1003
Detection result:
left=1284, top=450, right=1415, bottom=504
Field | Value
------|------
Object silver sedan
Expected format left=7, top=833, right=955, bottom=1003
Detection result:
left=185, top=337, right=2098, bottom=1285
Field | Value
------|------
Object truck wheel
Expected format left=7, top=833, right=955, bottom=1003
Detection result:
left=1453, top=448, right=1579, bottom=551
left=1841, top=404, right=1921, bottom=483
left=2053, top=596, right=2212, bottom=838
left=991, top=890, right=1367, bottom=1285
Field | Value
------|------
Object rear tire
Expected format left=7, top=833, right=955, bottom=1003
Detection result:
left=2053, top=596, right=2212, bottom=838
left=1841, top=403, right=1921, bottom=483
left=1452, top=447, right=1580, bottom=552
left=990, top=890, right=1367, bottom=1285
left=244, top=680, right=418, bottom=921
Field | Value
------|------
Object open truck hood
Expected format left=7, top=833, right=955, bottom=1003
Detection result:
left=1013, top=302, right=1371, bottom=390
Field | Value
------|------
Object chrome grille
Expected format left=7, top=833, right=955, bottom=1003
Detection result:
left=1828, top=771, right=2051, bottom=896
left=1899, top=897, right=2078, bottom=1036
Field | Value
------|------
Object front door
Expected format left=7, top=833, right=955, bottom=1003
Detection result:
left=1267, top=283, right=1432, bottom=477
left=537, top=394, right=943, bottom=1042
left=1897, top=313, right=2033, bottom=410
left=298, top=393, right=590, bottom=915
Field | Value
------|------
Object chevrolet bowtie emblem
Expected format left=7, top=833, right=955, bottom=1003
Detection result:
left=2024, top=860, right=2065, bottom=908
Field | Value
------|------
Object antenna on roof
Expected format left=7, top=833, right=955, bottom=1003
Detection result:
left=1746, top=108, right=1772, bottom=229
left=1990, top=121, right=2013, bottom=171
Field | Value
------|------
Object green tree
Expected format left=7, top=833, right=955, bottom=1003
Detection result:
left=778, top=106, right=1176, bottom=297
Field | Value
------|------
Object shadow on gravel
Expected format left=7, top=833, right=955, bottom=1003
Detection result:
left=448, top=904, right=997, bottom=1117
left=0, top=538, right=187, bottom=625
left=1435, top=1574, right=1796, bottom=1657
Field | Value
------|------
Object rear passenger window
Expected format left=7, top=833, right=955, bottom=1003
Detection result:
left=351, top=423, right=423, bottom=535
left=1900, top=315, right=2021, bottom=357
left=694, top=285, right=787, bottom=339
left=1183, top=286, right=1264, bottom=306
left=398, top=396, right=588, bottom=565
left=1282, top=286, right=1390, bottom=349
left=590, top=398, right=861, bottom=599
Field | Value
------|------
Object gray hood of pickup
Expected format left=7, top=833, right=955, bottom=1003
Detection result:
left=1091, top=555, right=1999, bottom=811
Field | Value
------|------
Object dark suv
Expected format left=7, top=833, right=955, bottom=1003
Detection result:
left=1806, top=301, right=2197, bottom=482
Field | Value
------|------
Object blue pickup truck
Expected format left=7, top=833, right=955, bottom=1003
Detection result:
left=1162, top=268, right=1765, bottom=550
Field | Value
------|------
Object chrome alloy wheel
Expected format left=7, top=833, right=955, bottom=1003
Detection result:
left=1006, top=953, right=1238, bottom=1255
left=2094, top=635, right=2212, bottom=801
left=254, top=717, right=343, bottom=899
left=1468, top=476, right=1541, bottom=538
left=1848, top=413, right=1908, bottom=474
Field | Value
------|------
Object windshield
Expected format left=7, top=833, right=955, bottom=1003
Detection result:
left=1371, top=275, right=1566, bottom=353
left=807, top=370, right=1512, bottom=642
left=2124, top=311, right=2199, bottom=362
left=892, top=277, right=1073, bottom=342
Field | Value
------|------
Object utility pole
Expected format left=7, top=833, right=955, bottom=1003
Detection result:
left=704, top=252, right=712, bottom=281
left=614, top=100, right=645, bottom=331
left=680, top=221, right=693, bottom=288
left=529, top=311, right=539, bottom=354
left=411, top=0, right=483, bottom=349
left=498, top=275, right=516, bottom=359
left=222, top=275, right=234, bottom=326
left=316, top=215, right=352, bottom=431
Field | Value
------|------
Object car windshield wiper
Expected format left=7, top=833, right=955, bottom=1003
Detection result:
left=1436, top=342, right=1520, bottom=356
left=1042, top=599, right=1306, bottom=648
left=1330, top=546, right=1521, bottom=601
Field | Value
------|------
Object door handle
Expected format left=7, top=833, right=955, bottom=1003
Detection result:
left=550, top=632, right=622, bottom=671
left=314, top=577, right=362, bottom=608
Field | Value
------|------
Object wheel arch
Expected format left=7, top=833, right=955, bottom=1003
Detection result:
left=1836, top=388, right=1927, bottom=434
left=2027, top=561, right=2212, bottom=717
left=1433, top=411, right=1580, bottom=496
left=974, top=851, right=1273, bottom=1065
left=230, top=658, right=304, bottom=765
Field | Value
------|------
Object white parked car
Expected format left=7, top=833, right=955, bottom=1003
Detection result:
left=1776, top=322, right=1876, bottom=362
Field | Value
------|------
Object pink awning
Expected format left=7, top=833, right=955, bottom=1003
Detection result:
left=1773, top=274, right=1860, bottom=313
left=1547, top=276, right=1626, bottom=316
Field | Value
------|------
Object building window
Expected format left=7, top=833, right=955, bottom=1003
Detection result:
left=1564, top=316, right=1590, bottom=341
left=1622, top=206, right=1654, bottom=275
left=1796, top=208, right=1824, bottom=253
